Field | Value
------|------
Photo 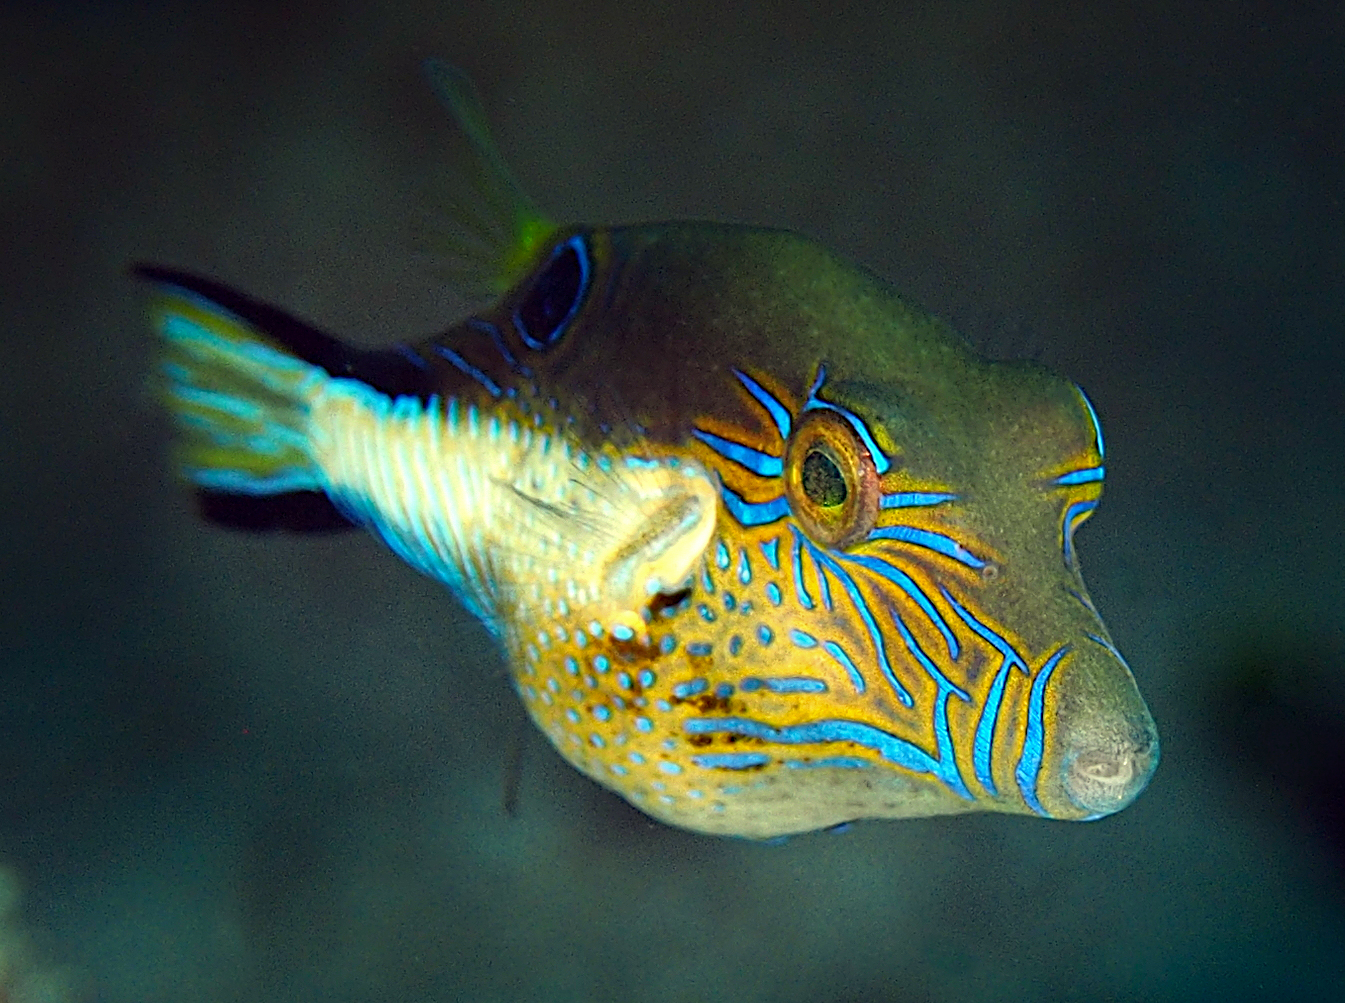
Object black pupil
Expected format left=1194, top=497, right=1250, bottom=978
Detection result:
left=802, top=449, right=847, bottom=508
left=519, top=242, right=583, bottom=346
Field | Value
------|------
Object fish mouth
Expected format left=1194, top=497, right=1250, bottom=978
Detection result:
left=1062, top=723, right=1159, bottom=817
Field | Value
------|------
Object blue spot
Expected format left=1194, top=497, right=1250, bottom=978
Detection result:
left=673, top=678, right=709, bottom=699
left=657, top=699, right=672, bottom=712
left=617, top=671, right=632, bottom=689
left=716, top=540, right=731, bottom=570
left=566, top=708, right=581, bottom=724
left=659, top=761, right=683, bottom=775
left=790, top=629, right=818, bottom=648
left=698, top=604, right=717, bottom=622
left=761, top=538, right=781, bottom=570
left=738, top=549, right=752, bottom=585
left=594, top=705, right=612, bottom=722
left=564, top=657, right=579, bottom=676
left=629, top=751, right=646, bottom=765
left=612, top=623, right=635, bottom=641
left=766, top=583, right=783, bottom=606
left=729, top=635, right=743, bottom=656
left=593, top=655, right=610, bottom=673
left=590, top=733, right=606, bottom=748
left=715, top=682, right=734, bottom=698
left=686, top=642, right=713, bottom=657
left=638, top=669, right=656, bottom=688
left=659, top=636, right=676, bottom=655
left=723, top=593, right=737, bottom=612
left=757, top=625, right=774, bottom=646
left=635, top=717, right=653, bottom=733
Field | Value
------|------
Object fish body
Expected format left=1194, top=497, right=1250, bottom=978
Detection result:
left=139, top=62, right=1157, bottom=838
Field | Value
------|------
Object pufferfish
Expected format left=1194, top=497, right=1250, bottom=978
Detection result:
left=136, top=60, right=1158, bottom=839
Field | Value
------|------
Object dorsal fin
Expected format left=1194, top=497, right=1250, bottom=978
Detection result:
left=417, top=60, right=560, bottom=303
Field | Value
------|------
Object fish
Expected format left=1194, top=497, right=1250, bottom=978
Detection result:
left=135, top=60, right=1158, bottom=839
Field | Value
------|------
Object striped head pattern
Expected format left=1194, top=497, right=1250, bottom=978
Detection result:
left=362, top=220, right=1159, bottom=838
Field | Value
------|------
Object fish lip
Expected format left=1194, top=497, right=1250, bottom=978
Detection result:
left=1061, top=721, right=1160, bottom=817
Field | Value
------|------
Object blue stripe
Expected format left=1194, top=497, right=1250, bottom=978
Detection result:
left=1086, top=632, right=1133, bottom=672
left=720, top=486, right=790, bottom=527
left=799, top=534, right=911, bottom=707
left=691, top=428, right=783, bottom=477
left=881, top=491, right=958, bottom=508
left=186, top=466, right=319, bottom=494
left=868, top=526, right=987, bottom=570
left=512, top=234, right=590, bottom=351
left=740, top=676, right=828, bottom=694
left=803, top=366, right=891, bottom=474
left=971, top=661, right=1012, bottom=796
left=396, top=343, right=428, bottom=368
left=432, top=344, right=503, bottom=397
left=822, top=640, right=866, bottom=694
left=684, top=717, right=942, bottom=776
left=467, top=317, right=530, bottom=376
left=841, top=553, right=960, bottom=660
left=1077, top=384, right=1105, bottom=459
left=692, top=752, right=771, bottom=770
left=1054, top=467, right=1105, bottom=485
left=815, top=560, right=833, bottom=610
left=732, top=369, right=792, bottom=439
left=1062, top=500, right=1097, bottom=565
left=785, top=757, right=870, bottom=770
left=790, top=530, right=815, bottom=610
left=891, top=612, right=972, bottom=800
left=1015, top=645, right=1072, bottom=816
left=940, top=588, right=1027, bottom=674
left=170, top=384, right=263, bottom=421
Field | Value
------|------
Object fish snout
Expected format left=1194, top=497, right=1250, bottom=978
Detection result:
left=1046, top=637, right=1160, bottom=819
left=1062, top=720, right=1159, bottom=817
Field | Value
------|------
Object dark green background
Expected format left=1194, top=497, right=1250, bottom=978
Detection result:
left=3, top=1, right=1342, bottom=999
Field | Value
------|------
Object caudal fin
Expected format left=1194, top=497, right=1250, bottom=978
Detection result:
left=136, top=264, right=355, bottom=531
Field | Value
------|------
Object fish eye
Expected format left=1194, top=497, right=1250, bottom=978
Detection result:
left=784, top=410, right=880, bottom=549
left=514, top=233, right=591, bottom=351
